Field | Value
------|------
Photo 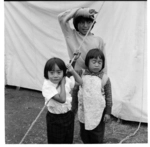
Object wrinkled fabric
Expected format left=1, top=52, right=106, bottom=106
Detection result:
left=5, top=1, right=147, bottom=122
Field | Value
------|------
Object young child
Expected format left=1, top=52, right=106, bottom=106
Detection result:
left=76, top=48, right=112, bottom=143
left=58, top=7, right=107, bottom=114
left=42, top=57, right=82, bottom=144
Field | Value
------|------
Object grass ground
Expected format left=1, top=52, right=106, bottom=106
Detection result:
left=5, top=85, right=148, bottom=144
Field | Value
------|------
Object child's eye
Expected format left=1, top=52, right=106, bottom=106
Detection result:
left=49, top=71, right=54, bottom=74
left=57, top=70, right=62, bottom=74
left=92, top=60, right=96, bottom=64
left=80, top=21, right=84, bottom=24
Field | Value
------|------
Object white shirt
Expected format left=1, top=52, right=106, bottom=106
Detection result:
left=42, top=76, right=75, bottom=114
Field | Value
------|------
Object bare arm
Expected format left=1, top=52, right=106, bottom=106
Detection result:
left=58, top=8, right=80, bottom=24
left=66, top=50, right=81, bottom=78
left=58, top=8, right=97, bottom=26
left=57, top=8, right=80, bottom=40
left=52, top=78, right=66, bottom=103
left=66, top=64, right=83, bottom=85
left=66, top=60, right=77, bottom=77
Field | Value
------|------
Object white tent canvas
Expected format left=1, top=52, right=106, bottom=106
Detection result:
left=5, top=1, right=147, bottom=123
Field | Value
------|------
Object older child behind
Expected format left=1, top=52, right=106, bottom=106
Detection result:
left=42, top=57, right=82, bottom=144
left=76, top=48, right=112, bottom=143
left=58, top=7, right=107, bottom=72
left=58, top=7, right=107, bottom=114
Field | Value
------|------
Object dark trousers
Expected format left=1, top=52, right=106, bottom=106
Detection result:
left=80, top=111, right=105, bottom=144
left=46, top=111, right=75, bottom=144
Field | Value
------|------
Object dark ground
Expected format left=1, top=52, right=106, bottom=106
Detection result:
left=5, top=85, right=148, bottom=144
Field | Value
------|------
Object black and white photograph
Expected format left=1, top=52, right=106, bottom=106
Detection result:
left=3, top=0, right=148, bottom=145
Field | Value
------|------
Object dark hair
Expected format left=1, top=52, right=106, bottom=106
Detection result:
left=73, top=16, right=96, bottom=32
left=85, top=48, right=105, bottom=71
left=44, top=57, right=67, bottom=79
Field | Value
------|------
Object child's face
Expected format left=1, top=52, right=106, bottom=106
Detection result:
left=88, top=57, right=103, bottom=73
left=48, top=64, right=64, bottom=84
left=78, top=19, right=93, bottom=35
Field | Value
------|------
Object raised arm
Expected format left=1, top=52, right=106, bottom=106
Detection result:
left=58, top=7, right=97, bottom=28
left=57, top=8, right=80, bottom=44
left=58, top=8, right=80, bottom=24
left=66, top=60, right=76, bottom=78
left=66, top=64, right=83, bottom=85
left=66, top=50, right=81, bottom=77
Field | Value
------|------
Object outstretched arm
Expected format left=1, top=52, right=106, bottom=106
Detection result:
left=66, top=60, right=76, bottom=78
left=66, top=50, right=81, bottom=77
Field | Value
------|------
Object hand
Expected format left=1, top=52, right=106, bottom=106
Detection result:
left=73, top=50, right=81, bottom=61
left=66, top=64, right=74, bottom=73
left=89, top=9, right=97, bottom=19
left=101, top=88, right=105, bottom=96
left=89, top=9, right=98, bottom=15
left=103, top=114, right=111, bottom=123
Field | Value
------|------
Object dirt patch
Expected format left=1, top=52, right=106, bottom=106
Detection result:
left=5, top=85, right=148, bottom=144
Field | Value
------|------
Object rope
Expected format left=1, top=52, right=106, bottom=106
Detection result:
left=70, top=1, right=105, bottom=65
left=19, top=100, right=49, bottom=144
left=119, top=122, right=141, bottom=143
left=19, top=3, right=105, bottom=144
left=19, top=2, right=145, bottom=143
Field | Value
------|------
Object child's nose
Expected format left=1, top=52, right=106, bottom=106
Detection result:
left=83, top=22, right=88, bottom=27
left=95, top=62, right=99, bottom=66
left=54, top=72, right=58, bottom=77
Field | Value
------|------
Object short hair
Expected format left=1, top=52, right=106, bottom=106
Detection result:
left=73, top=16, right=96, bottom=32
left=85, top=48, right=105, bottom=71
left=44, top=57, right=67, bottom=79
